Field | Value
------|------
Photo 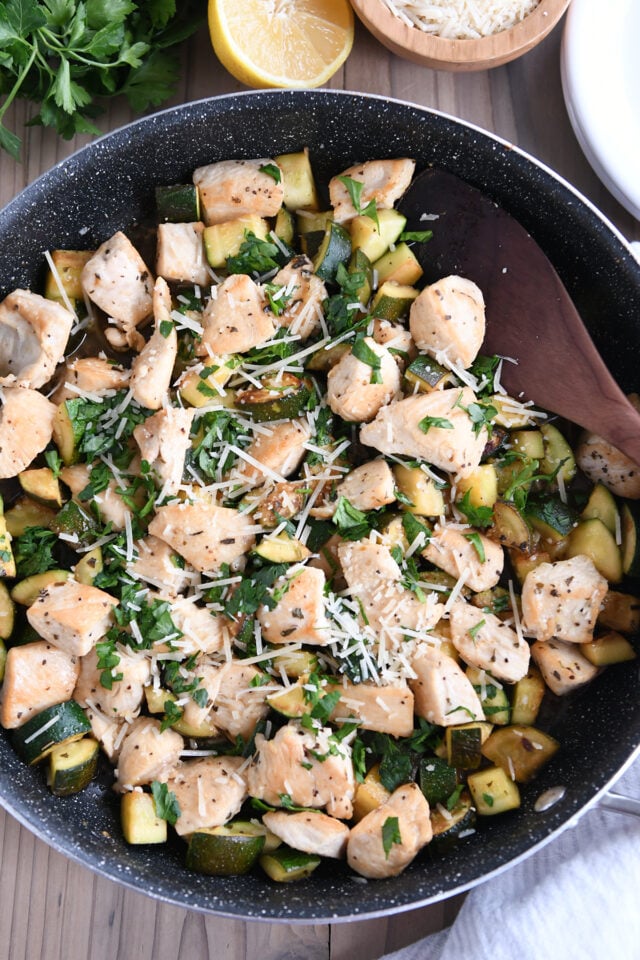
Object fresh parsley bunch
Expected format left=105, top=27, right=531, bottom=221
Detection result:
left=0, top=0, right=204, bottom=160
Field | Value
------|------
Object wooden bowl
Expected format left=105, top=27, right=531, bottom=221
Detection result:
left=350, top=0, right=572, bottom=71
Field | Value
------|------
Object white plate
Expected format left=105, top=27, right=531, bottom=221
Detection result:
left=561, top=0, right=640, bottom=219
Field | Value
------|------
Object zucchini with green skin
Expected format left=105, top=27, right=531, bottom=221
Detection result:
left=155, top=184, right=200, bottom=223
left=582, top=483, right=619, bottom=534
left=3, top=497, right=56, bottom=537
left=404, top=354, right=455, bottom=394
left=13, top=700, right=91, bottom=765
left=565, top=517, right=623, bottom=583
left=430, top=789, right=476, bottom=848
left=121, top=791, right=167, bottom=845
left=50, top=500, right=98, bottom=541
left=187, top=826, right=266, bottom=876
left=419, top=756, right=458, bottom=806
left=370, top=281, right=419, bottom=321
left=0, top=581, right=14, bottom=640
left=372, top=242, right=423, bottom=286
left=621, top=501, right=640, bottom=577
left=275, top=148, right=319, bottom=211
left=349, top=247, right=373, bottom=305
left=526, top=496, right=578, bottom=543
left=19, top=467, right=64, bottom=508
left=481, top=725, right=559, bottom=783
left=11, top=569, right=71, bottom=606
left=581, top=630, right=636, bottom=666
left=235, top=373, right=312, bottom=422
left=0, top=510, right=15, bottom=578
left=467, top=765, right=520, bottom=816
left=47, top=736, right=99, bottom=796
left=253, top=533, right=311, bottom=564
left=349, top=208, right=406, bottom=262
left=259, top=845, right=321, bottom=883
left=540, top=422, right=577, bottom=485
left=44, top=249, right=93, bottom=307
left=466, top=667, right=510, bottom=725
left=312, top=221, right=351, bottom=281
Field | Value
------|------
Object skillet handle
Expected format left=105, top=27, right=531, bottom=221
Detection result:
left=599, top=792, right=640, bottom=818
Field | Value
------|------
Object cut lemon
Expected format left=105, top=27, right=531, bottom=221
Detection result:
left=208, top=0, right=354, bottom=89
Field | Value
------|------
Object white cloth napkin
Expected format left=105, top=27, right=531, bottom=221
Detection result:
left=381, top=754, right=640, bottom=960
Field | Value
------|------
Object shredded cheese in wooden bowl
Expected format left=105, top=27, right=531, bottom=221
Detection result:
left=381, top=0, right=541, bottom=39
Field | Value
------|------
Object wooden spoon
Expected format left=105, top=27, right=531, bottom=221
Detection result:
left=398, top=167, right=640, bottom=464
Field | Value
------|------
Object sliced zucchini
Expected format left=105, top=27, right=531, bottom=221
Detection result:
left=349, top=208, right=406, bottom=262
left=272, top=649, right=318, bottom=679
left=481, top=725, right=559, bottom=783
left=11, top=569, right=71, bottom=606
left=235, top=373, right=312, bottom=422
left=155, top=183, right=200, bottom=223
left=274, top=207, right=295, bottom=246
left=144, top=686, right=217, bottom=738
left=259, top=845, right=321, bottom=883
left=565, top=517, right=623, bottom=583
left=217, top=819, right=281, bottom=852
left=52, top=400, right=84, bottom=466
left=19, top=467, right=64, bottom=508
left=598, top=590, right=640, bottom=634
left=445, top=722, right=493, bottom=769
left=180, top=364, right=240, bottom=408
left=121, top=791, right=168, bottom=844
left=51, top=500, right=98, bottom=541
left=466, top=667, right=510, bottom=725
left=540, top=423, right=576, bottom=485
left=370, top=281, right=419, bottom=321
left=254, top=532, right=311, bottom=564
left=275, top=148, right=319, bottom=211
left=509, top=549, right=552, bottom=586
left=372, top=242, right=423, bottom=286
left=47, top=736, right=99, bottom=796
left=455, top=464, right=498, bottom=510
left=3, top=497, right=56, bottom=537
left=582, top=483, right=619, bottom=535
left=44, top=249, right=93, bottom=305
left=0, top=512, right=15, bottom=578
left=305, top=341, right=350, bottom=372
left=13, top=700, right=91, bottom=764
left=488, top=500, right=531, bottom=552
left=404, top=355, right=455, bottom=394
left=266, top=682, right=310, bottom=719
left=312, top=221, right=351, bottom=281
left=467, top=765, right=521, bottom=816
left=510, top=664, right=546, bottom=725
left=510, top=429, right=545, bottom=460
left=204, top=215, right=269, bottom=269
left=393, top=463, right=444, bottom=517
left=353, top=762, right=392, bottom=822
left=187, top=826, right=266, bottom=876
left=581, top=630, right=636, bottom=666
left=0, top=638, right=6, bottom=683
left=0, top=581, right=15, bottom=640
left=349, top=247, right=373, bottom=306
left=74, top=546, right=104, bottom=586
left=526, top=496, right=578, bottom=544
left=430, top=789, right=476, bottom=848
left=418, top=756, right=458, bottom=806
left=621, top=502, right=640, bottom=577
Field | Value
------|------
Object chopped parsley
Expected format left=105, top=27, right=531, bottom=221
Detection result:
left=418, top=415, right=453, bottom=434
left=351, top=334, right=383, bottom=384
left=446, top=784, right=465, bottom=811
left=468, top=619, right=486, bottom=642
left=338, top=175, right=379, bottom=228
left=464, top=531, right=486, bottom=563
left=160, top=698, right=183, bottom=732
left=457, top=489, right=494, bottom=528
left=95, top=638, right=123, bottom=690
left=12, top=526, right=59, bottom=578
left=226, top=231, right=291, bottom=277
left=482, top=792, right=495, bottom=808
left=259, top=163, right=282, bottom=183
left=151, top=780, right=181, bottom=825
left=382, top=816, right=402, bottom=858
left=398, top=229, right=433, bottom=243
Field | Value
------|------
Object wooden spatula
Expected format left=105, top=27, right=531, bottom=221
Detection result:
left=398, top=168, right=640, bottom=465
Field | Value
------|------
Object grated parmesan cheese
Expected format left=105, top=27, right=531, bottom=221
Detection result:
left=381, top=0, right=540, bottom=39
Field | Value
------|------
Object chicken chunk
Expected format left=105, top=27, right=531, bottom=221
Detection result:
left=327, top=338, right=400, bottom=422
left=81, top=232, right=153, bottom=350
left=409, top=644, right=485, bottom=726
left=115, top=717, right=183, bottom=790
left=231, top=419, right=311, bottom=486
left=263, top=810, right=350, bottom=859
left=0, top=386, right=56, bottom=479
left=576, top=430, right=640, bottom=499
left=332, top=459, right=396, bottom=513
left=338, top=540, right=444, bottom=641
left=521, top=554, right=608, bottom=644
left=181, top=660, right=270, bottom=742
left=422, top=523, right=504, bottom=592
left=329, top=159, right=415, bottom=224
left=165, top=597, right=228, bottom=658
left=149, top=501, right=256, bottom=572
left=248, top=481, right=306, bottom=528
left=0, top=289, right=74, bottom=389
left=247, top=721, right=355, bottom=819
left=133, top=405, right=194, bottom=496
left=269, top=255, right=327, bottom=340
left=127, top=535, right=193, bottom=597
left=193, top=158, right=284, bottom=225
left=130, top=277, right=178, bottom=410
left=330, top=679, right=415, bottom=737
left=258, top=566, right=330, bottom=646
left=0, top=641, right=80, bottom=729
left=84, top=706, right=125, bottom=762
left=346, top=782, right=432, bottom=879
left=156, top=221, right=210, bottom=287
left=26, top=580, right=118, bottom=657
left=74, top=646, right=151, bottom=721
left=198, top=273, right=274, bottom=357
left=531, top=638, right=600, bottom=695
left=168, top=756, right=248, bottom=836
left=60, top=463, right=132, bottom=531
left=359, top=386, right=488, bottom=476
left=372, top=318, right=416, bottom=369
left=449, top=599, right=530, bottom=683
left=52, top=356, right=129, bottom=404
left=409, top=275, right=486, bottom=369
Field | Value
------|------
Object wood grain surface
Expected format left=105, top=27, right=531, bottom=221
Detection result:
left=0, top=16, right=638, bottom=960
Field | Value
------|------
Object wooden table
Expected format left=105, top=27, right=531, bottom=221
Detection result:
left=1, top=16, right=638, bottom=960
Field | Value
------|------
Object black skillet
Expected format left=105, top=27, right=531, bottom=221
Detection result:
left=0, top=91, right=639, bottom=922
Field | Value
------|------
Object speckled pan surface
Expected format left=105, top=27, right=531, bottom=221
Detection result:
left=0, top=90, right=639, bottom=922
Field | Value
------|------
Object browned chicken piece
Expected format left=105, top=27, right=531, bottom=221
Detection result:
left=60, top=463, right=132, bottom=531
left=332, top=459, right=396, bottom=513
left=258, top=566, right=330, bottom=646
left=346, top=782, right=432, bottom=879
left=74, top=646, right=151, bottom=721
left=26, top=580, right=118, bottom=657
left=127, top=535, right=193, bottom=597
left=422, top=523, right=504, bottom=592
left=130, top=277, right=178, bottom=410
left=263, top=810, right=350, bottom=859
left=576, top=429, right=640, bottom=499
left=372, top=318, right=416, bottom=369
left=449, top=599, right=530, bottom=683
left=115, top=717, right=183, bottom=790
left=247, top=721, right=355, bottom=820
left=330, top=679, right=415, bottom=737
left=192, top=158, right=284, bottom=225
left=180, top=660, right=270, bottom=742
left=84, top=706, right=125, bottom=762
left=410, top=645, right=485, bottom=726
left=81, top=232, right=153, bottom=350
left=0, top=641, right=80, bottom=728
left=168, top=597, right=228, bottom=656
left=231, top=419, right=311, bottom=487
left=149, top=501, right=256, bottom=573
left=0, top=386, right=56, bottom=479
left=198, top=273, right=274, bottom=357
left=338, top=540, right=444, bottom=640
left=521, top=554, right=608, bottom=644
left=359, top=386, right=488, bottom=476
left=0, top=289, right=74, bottom=389
left=329, top=158, right=416, bottom=223
left=133, top=406, right=194, bottom=496
left=248, top=481, right=306, bottom=527
left=167, top=756, right=248, bottom=836
left=156, top=221, right=210, bottom=287
left=52, top=356, right=129, bottom=404
left=531, top=638, right=600, bottom=695
left=327, top=338, right=400, bottom=422
left=409, top=275, right=486, bottom=369
left=269, top=255, right=327, bottom=340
